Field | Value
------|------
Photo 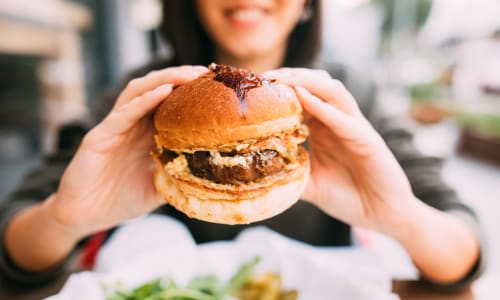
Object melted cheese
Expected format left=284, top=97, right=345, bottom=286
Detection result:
left=209, top=151, right=253, bottom=167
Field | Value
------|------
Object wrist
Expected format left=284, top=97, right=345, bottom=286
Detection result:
left=42, top=194, right=91, bottom=241
left=4, top=195, right=84, bottom=272
left=378, top=198, right=481, bottom=284
left=377, top=196, right=429, bottom=243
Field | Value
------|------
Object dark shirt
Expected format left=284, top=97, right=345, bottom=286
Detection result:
left=0, top=61, right=485, bottom=288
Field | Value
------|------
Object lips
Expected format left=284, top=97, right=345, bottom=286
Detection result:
left=229, top=8, right=265, bottom=21
left=224, top=6, right=270, bottom=27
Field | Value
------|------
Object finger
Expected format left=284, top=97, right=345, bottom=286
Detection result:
left=264, top=67, right=331, bottom=79
left=294, top=85, right=353, bottom=135
left=264, top=68, right=362, bottom=116
left=295, top=85, right=383, bottom=155
left=102, top=84, right=173, bottom=136
left=114, top=66, right=207, bottom=109
left=301, top=150, right=345, bottom=203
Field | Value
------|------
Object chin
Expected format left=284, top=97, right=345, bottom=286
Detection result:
left=152, top=63, right=310, bottom=225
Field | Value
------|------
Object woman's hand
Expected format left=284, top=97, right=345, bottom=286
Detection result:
left=263, top=68, right=481, bottom=284
left=48, top=66, right=208, bottom=238
left=264, top=68, right=419, bottom=234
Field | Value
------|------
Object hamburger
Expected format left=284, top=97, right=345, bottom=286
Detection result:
left=152, top=63, right=310, bottom=225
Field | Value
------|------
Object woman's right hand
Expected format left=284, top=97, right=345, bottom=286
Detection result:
left=47, top=66, right=208, bottom=238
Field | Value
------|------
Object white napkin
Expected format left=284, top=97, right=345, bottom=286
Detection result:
left=46, top=215, right=401, bottom=300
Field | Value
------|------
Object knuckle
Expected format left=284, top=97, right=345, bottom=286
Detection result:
left=329, top=79, right=345, bottom=91
left=115, top=104, right=128, bottom=115
left=108, top=112, right=123, bottom=125
left=142, top=90, right=156, bottom=99
left=126, top=78, right=141, bottom=90
left=81, top=129, right=99, bottom=147
left=146, top=70, right=160, bottom=77
left=290, top=68, right=308, bottom=77
left=121, top=100, right=147, bottom=120
left=314, top=69, right=332, bottom=79
left=112, top=109, right=135, bottom=128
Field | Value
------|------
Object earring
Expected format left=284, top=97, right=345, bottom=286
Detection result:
left=299, top=1, right=313, bottom=24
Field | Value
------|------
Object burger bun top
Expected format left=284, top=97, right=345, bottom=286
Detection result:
left=154, top=64, right=302, bottom=150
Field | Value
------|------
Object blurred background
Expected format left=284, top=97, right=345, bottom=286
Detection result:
left=0, top=0, right=499, bottom=277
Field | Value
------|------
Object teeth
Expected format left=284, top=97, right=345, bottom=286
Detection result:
left=231, top=8, right=265, bottom=22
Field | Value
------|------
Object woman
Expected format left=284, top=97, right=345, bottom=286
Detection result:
left=0, top=0, right=483, bottom=288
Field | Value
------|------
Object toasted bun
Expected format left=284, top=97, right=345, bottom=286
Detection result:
left=154, top=152, right=310, bottom=225
left=152, top=64, right=310, bottom=224
left=154, top=66, right=302, bottom=150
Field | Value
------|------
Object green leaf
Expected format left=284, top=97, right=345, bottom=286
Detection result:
left=159, top=287, right=219, bottom=300
left=225, top=256, right=260, bottom=294
left=106, top=257, right=262, bottom=300
left=186, top=275, right=223, bottom=297
left=131, top=279, right=164, bottom=299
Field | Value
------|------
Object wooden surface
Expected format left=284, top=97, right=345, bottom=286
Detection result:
left=0, top=273, right=71, bottom=300
left=392, top=280, right=473, bottom=300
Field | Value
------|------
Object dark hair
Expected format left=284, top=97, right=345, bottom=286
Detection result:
left=160, top=0, right=321, bottom=68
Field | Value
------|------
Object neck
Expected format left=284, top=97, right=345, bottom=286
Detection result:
left=215, top=45, right=286, bottom=74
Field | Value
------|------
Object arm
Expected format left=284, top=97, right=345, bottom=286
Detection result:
left=1, top=66, right=207, bottom=282
left=0, top=126, right=84, bottom=282
left=265, top=68, right=483, bottom=287
left=358, top=70, right=484, bottom=286
left=388, top=199, right=480, bottom=285
left=3, top=194, right=82, bottom=272
left=367, top=106, right=483, bottom=286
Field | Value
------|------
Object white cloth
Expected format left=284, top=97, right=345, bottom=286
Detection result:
left=46, top=215, right=402, bottom=300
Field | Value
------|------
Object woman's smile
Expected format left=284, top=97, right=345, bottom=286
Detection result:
left=223, top=5, right=271, bottom=29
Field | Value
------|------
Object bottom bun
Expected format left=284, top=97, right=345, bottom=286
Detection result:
left=154, top=153, right=310, bottom=225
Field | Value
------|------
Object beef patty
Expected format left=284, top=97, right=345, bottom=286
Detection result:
left=185, top=150, right=286, bottom=185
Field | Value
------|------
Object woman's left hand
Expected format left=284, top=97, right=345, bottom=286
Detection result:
left=263, top=68, right=419, bottom=234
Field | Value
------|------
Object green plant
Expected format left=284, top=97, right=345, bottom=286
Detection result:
left=408, top=83, right=450, bottom=103
left=106, top=257, right=261, bottom=300
left=375, top=0, right=433, bottom=35
left=455, top=112, right=500, bottom=137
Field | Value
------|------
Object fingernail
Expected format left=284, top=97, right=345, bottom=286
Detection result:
left=185, top=69, right=207, bottom=77
left=154, top=84, right=173, bottom=92
left=188, top=66, right=208, bottom=73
